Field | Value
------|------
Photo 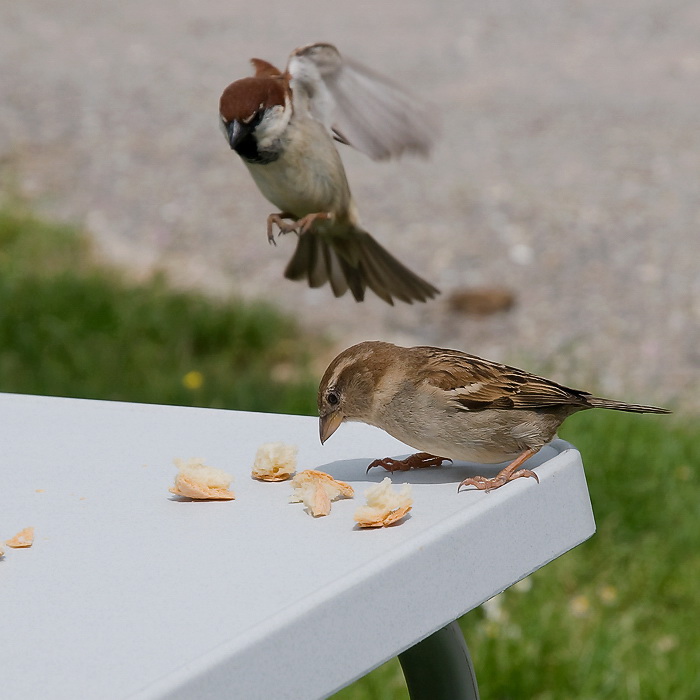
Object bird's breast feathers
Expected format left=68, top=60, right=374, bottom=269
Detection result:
left=245, top=118, right=352, bottom=219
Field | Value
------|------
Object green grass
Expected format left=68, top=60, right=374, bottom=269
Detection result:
left=1, top=205, right=697, bottom=698
left=0, top=207, right=318, bottom=414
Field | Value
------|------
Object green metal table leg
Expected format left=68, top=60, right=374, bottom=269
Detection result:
left=398, top=621, right=479, bottom=700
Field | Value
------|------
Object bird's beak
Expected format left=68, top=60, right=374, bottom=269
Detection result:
left=223, top=119, right=248, bottom=150
left=319, top=411, right=343, bottom=444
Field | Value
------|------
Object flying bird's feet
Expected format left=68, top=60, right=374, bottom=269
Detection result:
left=457, top=448, right=540, bottom=493
left=266, top=212, right=295, bottom=245
left=367, top=452, right=450, bottom=474
left=267, top=211, right=334, bottom=244
left=296, top=211, right=333, bottom=234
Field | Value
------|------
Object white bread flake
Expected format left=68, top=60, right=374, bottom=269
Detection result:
left=354, top=478, right=412, bottom=527
left=289, top=470, right=354, bottom=517
left=170, top=458, right=235, bottom=500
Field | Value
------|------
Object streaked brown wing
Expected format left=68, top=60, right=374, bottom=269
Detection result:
left=417, top=347, right=592, bottom=411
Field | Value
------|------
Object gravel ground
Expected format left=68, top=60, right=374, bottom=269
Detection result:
left=2, top=0, right=699, bottom=409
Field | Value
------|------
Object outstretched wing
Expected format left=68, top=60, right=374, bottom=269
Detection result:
left=286, top=42, right=439, bottom=161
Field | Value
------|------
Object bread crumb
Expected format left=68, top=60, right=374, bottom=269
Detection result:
left=354, top=478, right=412, bottom=527
left=290, top=470, right=354, bottom=517
left=251, top=442, right=298, bottom=481
left=170, top=458, right=235, bottom=500
left=6, top=526, right=35, bottom=548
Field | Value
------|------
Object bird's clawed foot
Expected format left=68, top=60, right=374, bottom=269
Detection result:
left=366, top=452, right=450, bottom=474
left=457, top=448, right=540, bottom=493
left=266, top=212, right=295, bottom=245
left=267, top=211, right=333, bottom=244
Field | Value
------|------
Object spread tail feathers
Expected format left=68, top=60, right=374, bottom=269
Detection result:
left=284, top=230, right=439, bottom=304
left=586, top=397, right=671, bottom=414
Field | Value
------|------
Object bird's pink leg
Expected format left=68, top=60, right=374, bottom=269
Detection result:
left=267, top=211, right=334, bottom=244
left=297, top=211, right=333, bottom=234
left=367, top=452, right=450, bottom=474
left=457, top=447, right=540, bottom=493
left=266, top=212, right=296, bottom=245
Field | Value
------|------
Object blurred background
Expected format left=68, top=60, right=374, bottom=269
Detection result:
left=1, top=1, right=698, bottom=698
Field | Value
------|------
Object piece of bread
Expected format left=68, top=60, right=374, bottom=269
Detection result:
left=251, top=442, right=298, bottom=481
left=169, top=458, right=235, bottom=500
left=354, top=478, right=412, bottom=528
left=6, top=526, right=35, bottom=548
left=289, top=470, right=354, bottom=517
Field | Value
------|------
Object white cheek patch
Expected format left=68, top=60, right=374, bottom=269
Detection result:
left=255, top=99, right=292, bottom=150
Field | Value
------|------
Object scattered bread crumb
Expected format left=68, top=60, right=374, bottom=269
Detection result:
left=6, top=526, right=35, bottom=548
left=354, top=478, right=412, bottom=528
left=35, top=489, right=45, bottom=493
left=170, top=458, right=235, bottom=500
left=290, top=470, right=354, bottom=517
left=251, top=442, right=298, bottom=481
left=0, top=544, right=5, bottom=557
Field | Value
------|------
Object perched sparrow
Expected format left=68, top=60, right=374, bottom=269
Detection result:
left=219, top=42, right=440, bottom=305
left=318, top=341, right=670, bottom=492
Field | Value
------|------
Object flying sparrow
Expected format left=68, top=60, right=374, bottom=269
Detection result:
left=219, top=42, right=440, bottom=305
left=318, top=341, right=670, bottom=491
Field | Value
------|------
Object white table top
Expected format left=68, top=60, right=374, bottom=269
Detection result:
left=1, top=392, right=595, bottom=699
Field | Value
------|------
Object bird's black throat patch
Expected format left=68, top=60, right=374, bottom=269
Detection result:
left=234, top=133, right=280, bottom=165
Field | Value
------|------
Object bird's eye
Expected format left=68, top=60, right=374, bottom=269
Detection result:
left=327, top=391, right=339, bottom=406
